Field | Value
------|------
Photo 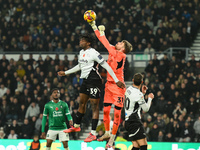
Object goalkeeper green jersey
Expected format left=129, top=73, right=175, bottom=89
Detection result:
left=42, top=100, right=72, bottom=131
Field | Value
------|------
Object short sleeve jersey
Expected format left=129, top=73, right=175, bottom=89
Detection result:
left=124, top=86, right=146, bottom=121
left=78, top=48, right=104, bottom=79
left=43, top=100, right=72, bottom=130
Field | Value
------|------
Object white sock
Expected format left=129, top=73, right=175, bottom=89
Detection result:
left=105, top=131, right=110, bottom=135
left=46, top=147, right=50, bottom=150
left=64, top=148, right=69, bottom=150
left=110, top=134, right=116, bottom=140
left=91, top=130, right=96, bottom=135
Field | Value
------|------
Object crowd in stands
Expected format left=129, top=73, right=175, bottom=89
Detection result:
left=0, top=0, right=200, bottom=143
left=0, top=0, right=200, bottom=53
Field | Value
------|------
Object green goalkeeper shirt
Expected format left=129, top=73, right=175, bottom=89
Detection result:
left=41, top=100, right=72, bottom=132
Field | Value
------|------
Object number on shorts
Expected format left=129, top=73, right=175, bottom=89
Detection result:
left=90, top=88, right=98, bottom=95
left=125, top=96, right=130, bottom=110
left=117, top=97, right=124, bottom=104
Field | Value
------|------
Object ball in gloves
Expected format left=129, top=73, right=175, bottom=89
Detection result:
left=84, top=10, right=96, bottom=23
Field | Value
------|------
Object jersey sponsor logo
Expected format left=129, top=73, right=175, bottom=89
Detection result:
left=53, top=111, right=63, bottom=117
left=79, top=59, right=88, bottom=63
left=98, top=55, right=103, bottom=60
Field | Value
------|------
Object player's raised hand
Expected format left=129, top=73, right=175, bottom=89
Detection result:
left=98, top=25, right=105, bottom=36
left=41, top=132, right=46, bottom=139
left=142, top=85, right=148, bottom=94
left=148, top=93, right=154, bottom=99
left=116, top=81, right=125, bottom=89
left=57, top=71, right=65, bottom=76
left=88, top=21, right=97, bottom=30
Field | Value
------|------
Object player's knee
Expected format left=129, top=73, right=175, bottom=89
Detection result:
left=114, top=108, right=122, bottom=119
left=103, top=105, right=111, bottom=116
left=62, top=141, right=68, bottom=148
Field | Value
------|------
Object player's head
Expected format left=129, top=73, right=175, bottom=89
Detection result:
left=51, top=88, right=60, bottom=100
left=115, top=40, right=132, bottom=54
left=79, top=33, right=95, bottom=49
left=133, top=73, right=143, bottom=86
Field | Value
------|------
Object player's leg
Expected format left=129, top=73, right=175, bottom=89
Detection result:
left=132, top=141, right=140, bottom=150
left=136, top=138, right=148, bottom=150
left=84, top=97, right=100, bottom=142
left=60, top=130, right=70, bottom=150
left=46, top=130, right=57, bottom=150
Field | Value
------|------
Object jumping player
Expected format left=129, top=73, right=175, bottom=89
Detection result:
left=125, top=73, right=154, bottom=150
left=58, top=33, right=125, bottom=142
left=41, top=88, right=73, bottom=150
left=89, top=21, right=133, bottom=147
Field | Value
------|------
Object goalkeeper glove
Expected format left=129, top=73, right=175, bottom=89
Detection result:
left=98, top=25, right=105, bottom=36
left=89, top=21, right=97, bottom=30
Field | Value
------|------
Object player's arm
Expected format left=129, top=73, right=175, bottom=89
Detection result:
left=41, top=105, right=48, bottom=138
left=139, top=93, right=154, bottom=112
left=89, top=21, right=117, bottom=56
left=57, top=64, right=81, bottom=76
left=65, top=103, right=73, bottom=126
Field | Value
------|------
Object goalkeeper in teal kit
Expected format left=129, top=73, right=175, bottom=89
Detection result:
left=41, top=88, right=73, bottom=150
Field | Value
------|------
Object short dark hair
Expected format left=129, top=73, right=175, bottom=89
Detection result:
left=133, top=73, right=143, bottom=86
left=51, top=88, right=59, bottom=94
left=80, top=33, right=96, bottom=47
left=122, top=40, right=133, bottom=54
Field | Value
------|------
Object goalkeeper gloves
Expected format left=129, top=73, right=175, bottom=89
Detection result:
left=98, top=25, right=105, bottom=36
left=89, top=21, right=97, bottom=30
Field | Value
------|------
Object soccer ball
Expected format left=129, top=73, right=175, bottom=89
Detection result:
left=83, top=10, right=96, bottom=23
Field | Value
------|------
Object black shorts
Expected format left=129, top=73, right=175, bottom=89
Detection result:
left=125, top=119, right=146, bottom=141
left=80, top=78, right=102, bottom=99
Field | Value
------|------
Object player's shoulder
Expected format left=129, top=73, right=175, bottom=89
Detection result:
left=89, top=48, right=99, bottom=54
left=45, top=101, right=53, bottom=107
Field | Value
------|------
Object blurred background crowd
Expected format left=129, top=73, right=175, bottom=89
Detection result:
left=0, top=0, right=200, bottom=143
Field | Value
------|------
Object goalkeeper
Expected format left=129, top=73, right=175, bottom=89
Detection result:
left=89, top=21, right=133, bottom=147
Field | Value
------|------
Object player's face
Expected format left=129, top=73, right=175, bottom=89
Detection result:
left=115, top=41, right=125, bottom=52
left=79, top=38, right=90, bottom=50
left=52, top=90, right=60, bottom=100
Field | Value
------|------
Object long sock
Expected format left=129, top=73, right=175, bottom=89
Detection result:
left=140, top=145, right=147, bottom=150
left=132, top=147, right=140, bottom=150
left=76, top=111, right=84, bottom=124
left=92, top=119, right=98, bottom=131
left=112, top=108, right=121, bottom=135
left=46, top=147, right=50, bottom=150
left=103, top=105, right=111, bottom=131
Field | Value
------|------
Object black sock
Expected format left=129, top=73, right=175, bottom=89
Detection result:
left=92, top=119, right=98, bottom=130
left=76, top=112, right=85, bottom=124
left=132, top=147, right=140, bottom=150
left=140, top=145, right=147, bottom=150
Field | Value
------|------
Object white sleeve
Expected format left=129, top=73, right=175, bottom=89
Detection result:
left=92, top=50, right=105, bottom=64
left=138, top=96, right=152, bottom=112
left=65, top=64, right=81, bottom=75
left=100, top=61, right=119, bottom=83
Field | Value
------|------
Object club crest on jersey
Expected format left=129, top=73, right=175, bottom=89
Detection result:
left=60, top=105, right=63, bottom=109
left=55, top=107, right=59, bottom=111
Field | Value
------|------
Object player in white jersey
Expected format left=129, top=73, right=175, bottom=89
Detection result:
left=124, top=73, right=154, bottom=150
left=58, top=33, right=125, bottom=142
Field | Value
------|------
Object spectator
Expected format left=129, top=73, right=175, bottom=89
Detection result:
left=25, top=101, right=40, bottom=119
left=7, top=129, right=18, bottom=139
left=30, top=135, right=40, bottom=150
left=179, top=121, right=195, bottom=142
left=193, top=116, right=200, bottom=142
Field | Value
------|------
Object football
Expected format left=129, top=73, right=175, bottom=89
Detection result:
left=83, top=10, right=96, bottom=23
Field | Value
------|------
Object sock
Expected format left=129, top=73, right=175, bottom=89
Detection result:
left=91, top=130, right=96, bottom=135
left=105, top=131, right=110, bottom=135
left=76, top=111, right=84, bottom=124
left=132, top=147, right=140, bottom=150
left=103, top=105, right=111, bottom=131
left=64, top=148, right=69, bottom=150
left=46, top=147, right=50, bottom=150
left=92, top=119, right=98, bottom=130
left=140, top=145, right=147, bottom=150
left=112, top=108, right=121, bottom=135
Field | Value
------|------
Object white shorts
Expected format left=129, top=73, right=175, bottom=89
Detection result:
left=46, top=130, right=69, bottom=142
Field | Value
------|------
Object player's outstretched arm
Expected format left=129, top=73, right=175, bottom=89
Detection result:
left=57, top=64, right=81, bottom=76
left=100, top=61, right=125, bottom=89
left=142, top=85, right=148, bottom=94
left=141, top=93, right=154, bottom=112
